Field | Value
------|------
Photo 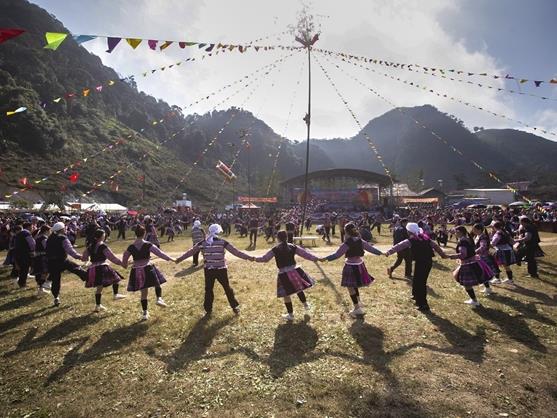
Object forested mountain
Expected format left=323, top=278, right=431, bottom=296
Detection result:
left=1, top=0, right=556, bottom=208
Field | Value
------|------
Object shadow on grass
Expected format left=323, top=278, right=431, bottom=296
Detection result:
left=0, top=294, right=39, bottom=312
left=175, top=264, right=203, bottom=278
left=46, top=321, right=148, bottom=385
left=473, top=306, right=547, bottom=353
left=153, top=315, right=235, bottom=373
left=329, top=321, right=433, bottom=417
left=490, top=293, right=556, bottom=325
left=313, top=262, right=346, bottom=307
left=422, top=312, right=487, bottom=363
left=4, top=313, right=104, bottom=357
left=0, top=306, right=63, bottom=336
left=268, top=320, right=319, bottom=378
left=505, top=284, right=557, bottom=306
left=432, top=259, right=451, bottom=272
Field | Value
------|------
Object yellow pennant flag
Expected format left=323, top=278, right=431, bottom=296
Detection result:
left=160, top=41, right=173, bottom=50
left=82, top=88, right=90, bottom=97
left=44, top=32, right=68, bottom=50
left=108, top=80, right=115, bottom=86
left=126, top=38, right=142, bottom=49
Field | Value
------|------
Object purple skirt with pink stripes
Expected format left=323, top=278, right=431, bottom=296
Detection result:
left=277, top=267, right=315, bottom=298
left=85, top=265, right=124, bottom=288
left=341, top=263, right=374, bottom=288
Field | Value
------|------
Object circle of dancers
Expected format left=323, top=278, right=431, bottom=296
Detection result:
left=1, top=209, right=545, bottom=321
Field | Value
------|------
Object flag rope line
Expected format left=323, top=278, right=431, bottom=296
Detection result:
left=321, top=51, right=557, bottom=139
left=313, top=54, right=394, bottom=184
left=321, top=51, right=535, bottom=204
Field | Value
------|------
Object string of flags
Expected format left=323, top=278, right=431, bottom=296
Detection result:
left=212, top=59, right=290, bottom=203
left=314, top=47, right=557, bottom=88
left=39, top=30, right=286, bottom=53
left=163, top=53, right=293, bottom=206
left=314, top=54, right=394, bottom=184
left=323, top=51, right=557, bottom=139
left=32, top=48, right=231, bottom=111
left=87, top=53, right=290, bottom=200
left=323, top=53, right=534, bottom=204
left=266, top=60, right=305, bottom=197
left=3, top=109, right=178, bottom=199
left=392, top=61, right=557, bottom=102
left=5, top=136, right=127, bottom=198
left=3, top=54, right=288, bottom=199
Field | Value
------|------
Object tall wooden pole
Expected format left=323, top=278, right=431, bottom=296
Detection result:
left=300, top=46, right=312, bottom=235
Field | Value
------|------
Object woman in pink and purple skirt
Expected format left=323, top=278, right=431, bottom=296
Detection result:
left=81, top=229, right=127, bottom=313
left=322, top=223, right=383, bottom=318
left=122, top=225, right=175, bottom=320
left=448, top=226, right=494, bottom=308
left=255, top=230, right=318, bottom=321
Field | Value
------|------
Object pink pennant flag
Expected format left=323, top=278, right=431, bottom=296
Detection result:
left=95, top=85, right=103, bottom=92
left=148, top=40, right=158, bottom=50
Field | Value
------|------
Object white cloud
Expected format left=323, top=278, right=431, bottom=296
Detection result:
left=33, top=0, right=556, bottom=141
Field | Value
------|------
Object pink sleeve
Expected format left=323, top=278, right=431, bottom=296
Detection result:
left=362, top=241, right=383, bottom=255
left=325, top=243, right=349, bottom=261
left=150, top=245, right=173, bottom=261
left=385, top=239, right=411, bottom=256
left=103, top=247, right=123, bottom=266
left=176, top=245, right=201, bottom=263
left=255, top=249, right=275, bottom=263
left=122, top=251, right=130, bottom=268
left=491, top=233, right=500, bottom=246
left=295, top=246, right=319, bottom=262
left=224, top=242, right=253, bottom=260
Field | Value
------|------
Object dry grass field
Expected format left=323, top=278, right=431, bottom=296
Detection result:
left=0, top=228, right=556, bottom=417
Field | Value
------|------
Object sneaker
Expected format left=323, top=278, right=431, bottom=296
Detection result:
left=37, top=287, right=50, bottom=296
left=303, top=302, right=311, bottom=312
left=490, top=278, right=502, bottom=285
left=464, top=299, right=481, bottom=307
left=501, top=278, right=515, bottom=285
left=42, top=281, right=52, bottom=290
left=94, top=304, right=107, bottom=312
left=53, top=297, right=60, bottom=307
left=233, top=305, right=241, bottom=315
left=113, top=293, right=127, bottom=301
left=482, top=287, right=494, bottom=295
left=349, top=305, right=365, bottom=318
left=387, top=267, right=393, bottom=279
left=156, top=297, right=167, bottom=307
left=141, top=311, right=150, bottom=321
left=282, top=313, right=294, bottom=321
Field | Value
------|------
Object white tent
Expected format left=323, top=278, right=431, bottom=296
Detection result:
left=66, top=202, right=128, bottom=213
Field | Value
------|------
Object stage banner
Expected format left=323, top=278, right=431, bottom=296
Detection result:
left=237, top=196, right=277, bottom=203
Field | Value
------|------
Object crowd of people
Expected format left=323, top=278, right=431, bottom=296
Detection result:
left=0, top=201, right=548, bottom=320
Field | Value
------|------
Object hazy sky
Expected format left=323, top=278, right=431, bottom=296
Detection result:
left=32, top=0, right=557, bottom=141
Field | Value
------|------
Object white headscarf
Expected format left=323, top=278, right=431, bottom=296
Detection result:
left=406, top=222, right=423, bottom=236
left=193, top=220, right=201, bottom=228
left=206, top=224, right=223, bottom=245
